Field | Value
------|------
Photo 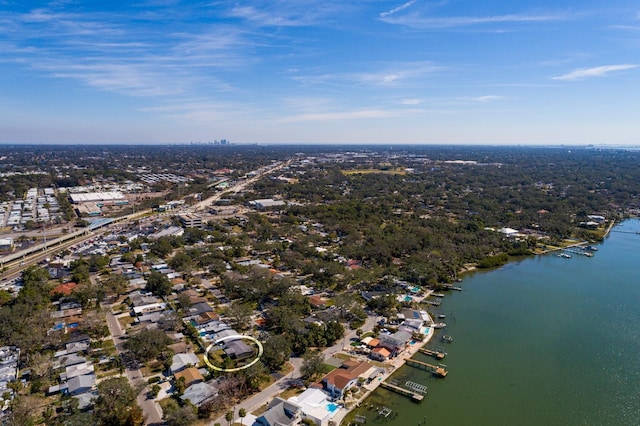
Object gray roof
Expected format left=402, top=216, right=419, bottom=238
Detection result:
left=223, top=340, right=253, bottom=359
left=180, top=381, right=218, bottom=406
left=170, top=352, right=200, bottom=374
left=67, top=374, right=96, bottom=395
left=256, top=398, right=300, bottom=426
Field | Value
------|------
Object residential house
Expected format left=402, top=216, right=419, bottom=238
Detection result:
left=255, top=397, right=301, bottom=426
left=180, top=381, right=218, bottom=406
left=288, top=388, right=339, bottom=426
left=378, top=330, right=413, bottom=356
left=321, top=359, right=380, bottom=399
left=170, top=352, right=200, bottom=374
left=174, top=367, right=204, bottom=388
left=67, top=374, right=96, bottom=396
left=370, top=347, right=391, bottom=362
left=308, top=295, right=327, bottom=309
left=223, top=340, right=254, bottom=360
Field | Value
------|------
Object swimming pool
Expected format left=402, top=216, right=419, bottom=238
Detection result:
left=403, top=295, right=413, bottom=302
left=327, top=403, right=339, bottom=413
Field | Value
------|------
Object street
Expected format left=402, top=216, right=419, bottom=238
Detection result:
left=104, top=309, right=164, bottom=425
left=209, top=314, right=379, bottom=425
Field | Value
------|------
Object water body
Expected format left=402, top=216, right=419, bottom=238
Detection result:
left=353, top=219, right=640, bottom=426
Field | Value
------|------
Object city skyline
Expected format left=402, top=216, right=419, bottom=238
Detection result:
left=1, top=1, right=639, bottom=145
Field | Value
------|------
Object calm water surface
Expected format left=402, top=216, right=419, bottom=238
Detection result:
left=352, top=219, right=640, bottom=426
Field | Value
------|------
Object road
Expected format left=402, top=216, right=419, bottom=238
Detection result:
left=323, top=315, right=379, bottom=360
left=209, top=357, right=303, bottom=426
left=193, top=159, right=293, bottom=212
left=209, top=314, right=379, bottom=425
left=105, top=309, right=164, bottom=425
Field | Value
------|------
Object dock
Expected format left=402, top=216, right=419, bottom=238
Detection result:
left=562, top=248, right=594, bottom=257
left=442, top=284, right=463, bottom=291
left=419, top=348, right=446, bottom=360
left=425, top=298, right=442, bottom=306
left=406, top=359, right=449, bottom=377
left=380, top=381, right=424, bottom=401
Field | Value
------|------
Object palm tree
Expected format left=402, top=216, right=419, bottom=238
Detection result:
left=225, top=410, right=234, bottom=426
left=239, top=408, right=247, bottom=425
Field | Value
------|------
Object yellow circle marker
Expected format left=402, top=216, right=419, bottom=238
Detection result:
left=203, top=335, right=264, bottom=372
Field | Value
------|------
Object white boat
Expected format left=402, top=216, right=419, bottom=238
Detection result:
left=432, top=322, right=447, bottom=329
left=558, top=253, right=571, bottom=259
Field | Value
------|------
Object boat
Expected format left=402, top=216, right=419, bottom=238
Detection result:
left=442, top=335, right=454, bottom=343
left=438, top=314, right=446, bottom=319
left=432, top=323, right=447, bottom=329
left=586, top=245, right=598, bottom=251
left=558, top=253, right=571, bottom=259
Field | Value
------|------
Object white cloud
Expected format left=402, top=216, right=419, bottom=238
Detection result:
left=380, top=1, right=416, bottom=18
left=400, top=98, right=423, bottom=105
left=281, top=109, right=400, bottom=122
left=293, top=61, right=440, bottom=88
left=552, top=64, right=637, bottom=81
left=469, top=95, right=504, bottom=102
left=380, top=10, right=567, bottom=29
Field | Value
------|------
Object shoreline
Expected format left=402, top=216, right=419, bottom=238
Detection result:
left=334, top=325, right=436, bottom=425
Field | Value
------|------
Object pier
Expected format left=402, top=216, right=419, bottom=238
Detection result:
left=405, top=381, right=428, bottom=394
left=406, top=359, right=449, bottom=377
left=419, top=348, right=446, bottom=360
left=380, top=381, right=424, bottom=401
left=441, top=284, right=462, bottom=291
left=562, top=248, right=594, bottom=257
left=425, top=298, right=442, bottom=306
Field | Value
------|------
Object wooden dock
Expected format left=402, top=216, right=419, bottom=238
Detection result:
left=406, top=359, right=448, bottom=377
left=419, top=348, right=446, bottom=360
left=380, top=381, right=424, bottom=401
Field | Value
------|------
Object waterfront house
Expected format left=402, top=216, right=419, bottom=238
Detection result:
left=321, top=359, right=379, bottom=399
left=370, top=347, right=391, bottom=361
left=379, top=330, right=412, bottom=356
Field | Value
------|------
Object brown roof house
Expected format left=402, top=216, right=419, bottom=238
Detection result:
left=308, top=295, right=327, bottom=309
left=174, top=367, right=204, bottom=388
left=321, top=359, right=380, bottom=399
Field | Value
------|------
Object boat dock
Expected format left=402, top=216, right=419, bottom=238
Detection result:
left=419, top=348, right=446, bottom=359
left=406, top=359, right=449, bottom=377
left=442, top=284, right=462, bottom=291
left=562, top=248, right=594, bottom=257
left=380, top=381, right=424, bottom=401
left=425, top=298, right=442, bottom=306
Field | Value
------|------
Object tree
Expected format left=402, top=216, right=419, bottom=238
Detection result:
left=145, top=270, right=172, bottom=297
left=226, top=302, right=254, bottom=331
left=176, top=293, right=192, bottom=311
left=94, top=377, right=143, bottom=426
left=163, top=399, right=197, bottom=426
left=239, top=408, right=247, bottom=425
left=301, top=350, right=325, bottom=380
left=124, top=328, right=171, bottom=362
left=261, top=334, right=291, bottom=372
left=70, top=258, right=91, bottom=284
left=225, top=410, right=234, bottom=426
left=168, top=251, right=193, bottom=272
left=149, top=384, right=161, bottom=399
left=103, top=273, right=129, bottom=297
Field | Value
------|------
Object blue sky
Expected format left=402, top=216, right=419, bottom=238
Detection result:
left=1, top=1, right=639, bottom=145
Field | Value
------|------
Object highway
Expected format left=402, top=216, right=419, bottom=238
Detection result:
left=1, top=159, right=295, bottom=425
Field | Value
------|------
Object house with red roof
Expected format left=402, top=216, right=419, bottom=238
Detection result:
left=50, top=282, right=78, bottom=297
